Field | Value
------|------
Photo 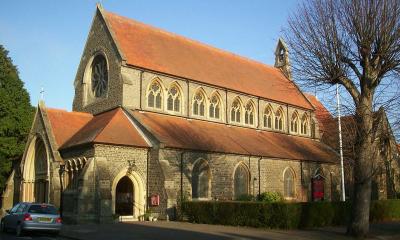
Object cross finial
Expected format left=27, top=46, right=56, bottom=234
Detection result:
left=40, top=87, right=45, bottom=100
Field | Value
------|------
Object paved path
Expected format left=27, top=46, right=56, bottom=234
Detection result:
left=60, top=221, right=400, bottom=240
left=0, top=231, right=67, bottom=240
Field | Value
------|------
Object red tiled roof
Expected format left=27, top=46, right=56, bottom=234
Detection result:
left=46, top=108, right=149, bottom=150
left=61, top=108, right=149, bottom=149
left=103, top=10, right=313, bottom=110
left=304, top=94, right=334, bottom=135
left=46, top=109, right=93, bottom=148
left=130, top=110, right=338, bottom=163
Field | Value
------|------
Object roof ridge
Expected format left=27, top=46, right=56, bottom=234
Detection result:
left=104, top=10, right=282, bottom=75
left=46, top=108, right=93, bottom=117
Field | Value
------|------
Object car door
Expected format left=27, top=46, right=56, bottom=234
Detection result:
left=12, top=204, right=27, bottom=228
left=3, top=203, right=20, bottom=229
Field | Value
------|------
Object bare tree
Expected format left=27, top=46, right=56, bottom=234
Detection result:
left=284, top=0, right=400, bottom=238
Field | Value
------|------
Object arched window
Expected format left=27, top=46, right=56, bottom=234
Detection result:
left=311, top=119, right=316, bottom=138
left=234, top=164, right=249, bottom=199
left=193, top=90, right=206, bottom=117
left=275, top=108, right=284, bottom=131
left=283, top=168, right=295, bottom=198
left=263, top=105, right=273, bottom=129
left=290, top=112, right=299, bottom=133
left=230, top=98, right=242, bottom=123
left=192, top=160, right=211, bottom=199
left=91, top=54, right=108, bottom=98
left=147, top=80, right=163, bottom=109
left=301, top=114, right=309, bottom=135
left=209, top=93, right=222, bottom=119
left=244, top=101, right=255, bottom=126
left=167, top=84, right=181, bottom=112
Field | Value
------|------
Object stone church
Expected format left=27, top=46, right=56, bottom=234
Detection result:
left=2, top=5, right=347, bottom=223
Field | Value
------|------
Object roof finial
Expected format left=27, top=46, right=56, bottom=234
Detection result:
left=97, top=1, right=104, bottom=9
left=40, top=86, right=45, bottom=101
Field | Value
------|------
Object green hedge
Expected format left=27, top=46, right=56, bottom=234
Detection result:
left=182, top=200, right=400, bottom=229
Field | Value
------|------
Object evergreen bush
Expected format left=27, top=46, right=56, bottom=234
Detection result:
left=182, top=199, right=400, bottom=229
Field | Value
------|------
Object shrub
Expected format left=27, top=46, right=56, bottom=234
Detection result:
left=235, top=194, right=255, bottom=201
left=257, top=192, right=283, bottom=203
left=370, top=199, right=400, bottom=222
left=182, top=200, right=400, bottom=229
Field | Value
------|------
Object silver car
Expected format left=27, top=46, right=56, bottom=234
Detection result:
left=0, top=202, right=62, bottom=236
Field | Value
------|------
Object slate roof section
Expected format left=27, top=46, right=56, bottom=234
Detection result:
left=46, top=108, right=149, bottom=150
left=129, top=110, right=338, bottom=163
left=103, top=10, right=314, bottom=110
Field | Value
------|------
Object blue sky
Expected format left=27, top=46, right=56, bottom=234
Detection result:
left=0, top=0, right=299, bottom=111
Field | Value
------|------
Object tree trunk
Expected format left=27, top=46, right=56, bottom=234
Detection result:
left=347, top=93, right=374, bottom=239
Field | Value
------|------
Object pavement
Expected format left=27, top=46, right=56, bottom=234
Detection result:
left=58, top=221, right=400, bottom=240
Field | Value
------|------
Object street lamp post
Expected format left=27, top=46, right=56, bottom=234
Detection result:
left=59, top=164, right=65, bottom=218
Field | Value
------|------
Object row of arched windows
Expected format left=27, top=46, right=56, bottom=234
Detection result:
left=146, top=79, right=309, bottom=135
left=191, top=160, right=296, bottom=200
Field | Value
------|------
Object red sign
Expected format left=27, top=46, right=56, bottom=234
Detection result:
left=312, top=178, right=324, bottom=201
left=150, top=194, right=160, bottom=206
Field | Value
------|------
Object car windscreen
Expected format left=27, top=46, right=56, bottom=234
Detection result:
left=28, top=205, right=58, bottom=214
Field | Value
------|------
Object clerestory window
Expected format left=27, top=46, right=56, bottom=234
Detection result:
left=167, top=84, right=181, bottom=112
left=263, top=105, right=273, bottom=129
left=209, top=94, right=221, bottom=119
left=230, top=98, right=242, bottom=123
left=275, top=108, right=284, bottom=131
left=147, top=81, right=163, bottom=109
left=244, top=102, right=255, bottom=126
left=193, top=90, right=206, bottom=117
left=301, top=114, right=309, bottom=135
left=290, top=112, right=299, bottom=133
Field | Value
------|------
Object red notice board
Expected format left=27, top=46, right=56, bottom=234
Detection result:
left=150, top=194, right=160, bottom=206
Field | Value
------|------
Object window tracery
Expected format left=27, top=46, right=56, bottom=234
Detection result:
left=290, top=112, right=299, bottom=133
left=231, top=98, right=242, bottom=123
left=234, top=164, right=249, bottom=199
left=209, top=94, right=221, bottom=119
left=301, top=114, right=309, bottom=135
left=193, top=90, right=206, bottom=117
left=284, top=168, right=295, bottom=198
left=91, top=54, right=108, bottom=98
left=275, top=108, right=284, bottom=131
left=244, top=102, right=255, bottom=126
left=263, top=105, right=273, bottom=129
left=147, top=81, right=163, bottom=109
left=167, top=84, right=181, bottom=112
left=192, top=160, right=211, bottom=199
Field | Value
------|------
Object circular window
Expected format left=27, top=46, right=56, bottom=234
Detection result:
left=91, top=54, right=108, bottom=98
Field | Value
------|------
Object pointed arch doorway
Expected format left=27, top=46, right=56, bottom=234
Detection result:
left=112, top=169, right=145, bottom=220
left=115, top=176, right=134, bottom=216
left=21, top=136, right=49, bottom=203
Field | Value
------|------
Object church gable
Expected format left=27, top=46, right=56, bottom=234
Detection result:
left=72, top=6, right=124, bottom=114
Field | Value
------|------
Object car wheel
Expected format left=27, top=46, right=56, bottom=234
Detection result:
left=15, top=224, right=23, bottom=237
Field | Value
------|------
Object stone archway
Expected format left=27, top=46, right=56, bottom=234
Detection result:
left=115, top=176, right=134, bottom=216
left=111, top=168, right=145, bottom=219
left=21, top=136, right=49, bottom=203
